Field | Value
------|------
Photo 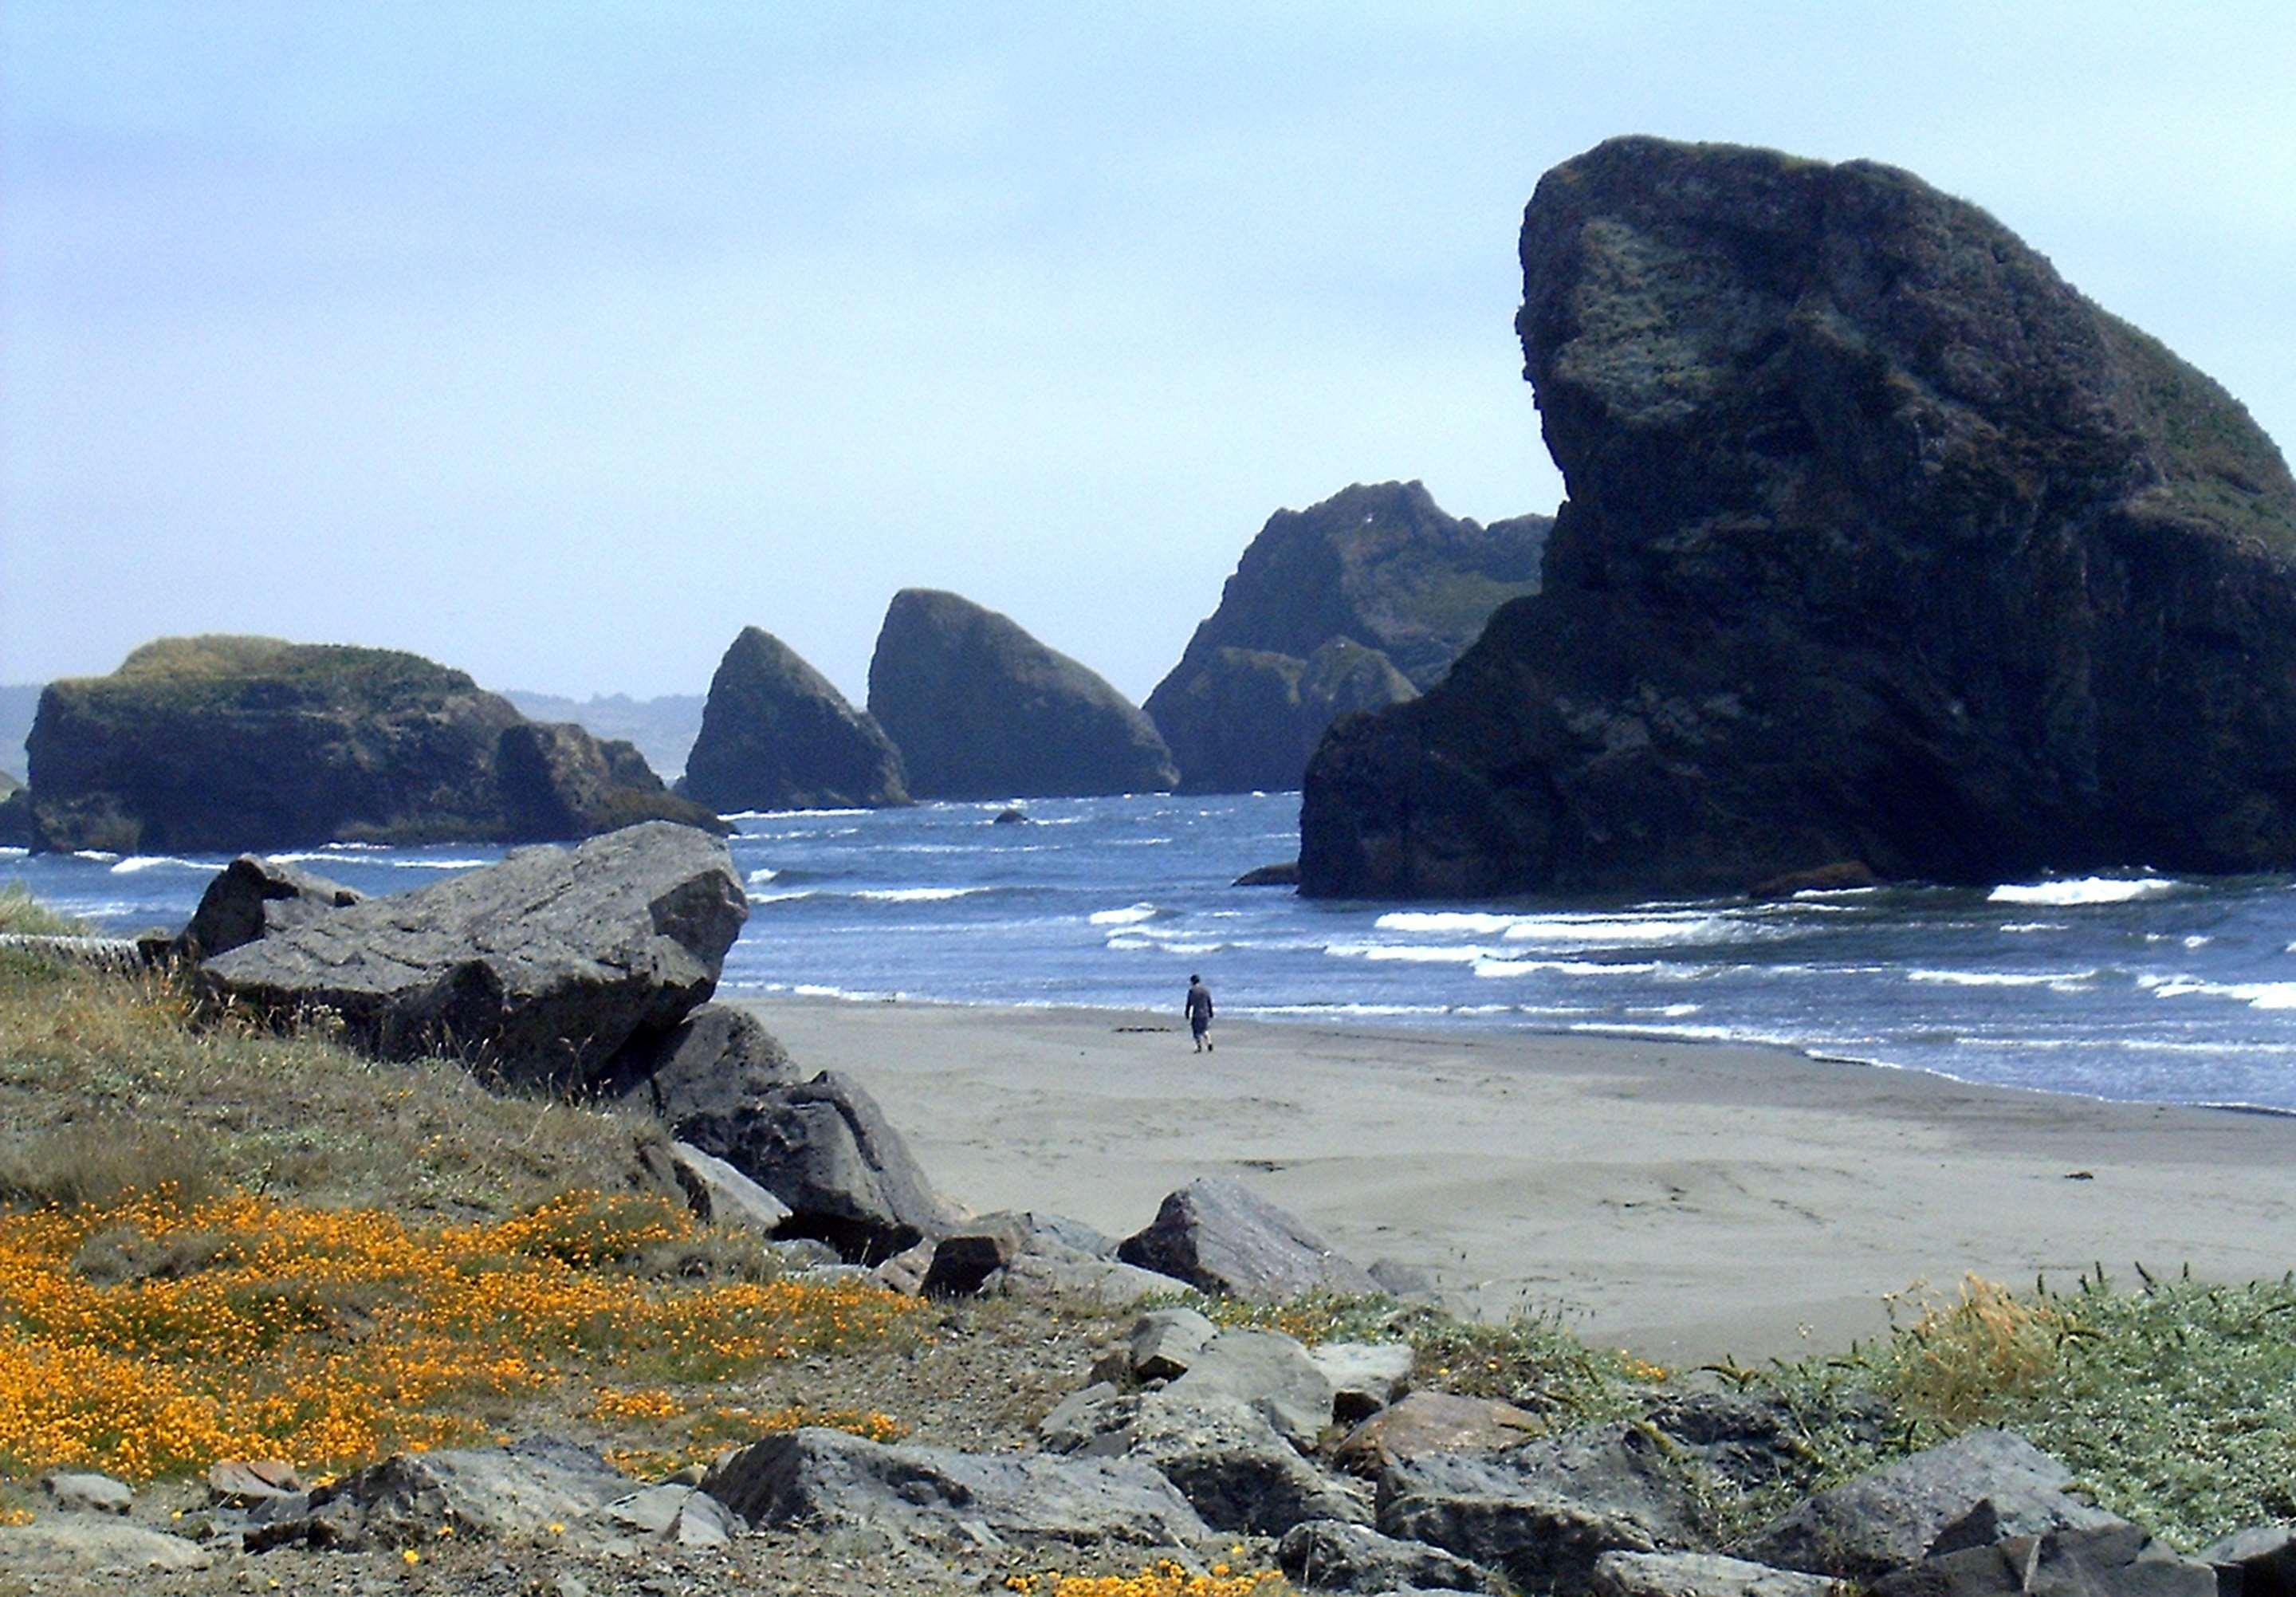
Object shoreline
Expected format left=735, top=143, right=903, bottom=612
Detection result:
left=738, top=992, right=2296, bottom=1363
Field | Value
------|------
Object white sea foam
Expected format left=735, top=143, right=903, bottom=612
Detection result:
left=852, top=887, right=988, bottom=903
left=2144, top=975, right=2296, bottom=1010
left=71, top=851, right=120, bottom=863
left=1327, top=942, right=1488, bottom=965
left=1374, top=911, right=1522, bottom=936
left=0, top=847, right=25, bottom=860
left=110, top=855, right=211, bottom=875
left=748, top=889, right=816, bottom=904
left=1998, top=922, right=2070, bottom=934
left=1908, top=969, right=2098, bottom=989
left=1565, top=1021, right=1810, bottom=1047
left=1089, top=903, right=1159, bottom=926
left=1471, top=956, right=1664, bottom=978
left=746, top=867, right=780, bottom=884
left=1988, top=877, right=2179, bottom=907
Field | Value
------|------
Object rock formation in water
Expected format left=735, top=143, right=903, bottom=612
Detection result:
left=501, top=689, right=705, bottom=784
left=680, top=627, right=909, bottom=812
left=25, top=635, right=723, bottom=854
left=1301, top=136, right=2296, bottom=898
left=0, top=769, right=27, bottom=848
left=1147, top=482, right=1550, bottom=793
left=867, top=590, right=1177, bottom=800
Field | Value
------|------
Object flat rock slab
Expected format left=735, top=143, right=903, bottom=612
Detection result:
left=670, top=1139, right=792, bottom=1233
left=1166, top=1328, right=1338, bottom=1449
left=1738, top=1429, right=2121, bottom=1581
left=1278, top=1518, right=1488, bottom=1594
left=0, top=1520, right=212, bottom=1572
left=1594, top=1551, right=1842, bottom=1597
left=1871, top=1522, right=2215, bottom=1597
left=1118, top=1177, right=1378, bottom=1301
left=1335, top=1390, right=1546, bottom=1471
left=247, top=1437, right=634, bottom=1551
left=704, top=1426, right=1211, bottom=1548
left=1131, top=1306, right=1219, bottom=1380
left=1309, top=1341, right=1417, bottom=1422
left=203, top=821, right=745, bottom=1093
left=41, top=1469, right=132, bottom=1515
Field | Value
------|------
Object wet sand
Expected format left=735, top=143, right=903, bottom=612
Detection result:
left=740, top=996, right=2296, bottom=1363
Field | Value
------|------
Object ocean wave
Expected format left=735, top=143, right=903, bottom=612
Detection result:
left=1326, top=941, right=1488, bottom=964
left=1471, top=956, right=1664, bottom=978
left=1564, top=1020, right=1811, bottom=1047
left=2142, top=974, right=2296, bottom=1010
left=71, top=851, right=120, bottom=863
left=0, top=847, right=25, bottom=860
left=746, top=867, right=779, bottom=884
left=1373, top=910, right=1741, bottom=950
left=1988, top=876, right=2180, bottom=907
left=109, top=855, right=215, bottom=875
left=748, top=889, right=816, bottom=904
left=851, top=887, right=990, bottom=903
left=1998, top=922, right=2070, bottom=934
left=1908, top=968, right=2099, bottom=989
left=1089, top=903, right=1159, bottom=926
left=729, top=807, right=871, bottom=820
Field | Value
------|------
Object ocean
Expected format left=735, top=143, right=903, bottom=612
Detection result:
left=10, top=790, right=2296, bottom=1112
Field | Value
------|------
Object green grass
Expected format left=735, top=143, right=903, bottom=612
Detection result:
left=0, top=887, right=85, bottom=937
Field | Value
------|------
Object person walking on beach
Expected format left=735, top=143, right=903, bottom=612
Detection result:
left=1185, top=974, right=1215, bottom=1052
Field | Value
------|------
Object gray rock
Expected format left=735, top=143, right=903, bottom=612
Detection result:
left=995, top=1253, right=1185, bottom=1308
left=726, top=1070, right=956, bottom=1262
left=1872, top=1521, right=2215, bottom=1597
left=923, top=1213, right=1039, bottom=1296
left=702, top=1426, right=1209, bottom=1547
left=592, top=1484, right=741, bottom=1550
left=41, top=1469, right=132, bottom=1515
left=1166, top=1328, right=1338, bottom=1449
left=1593, top=1551, right=1841, bottom=1597
left=202, top=821, right=746, bottom=1093
left=246, top=1436, right=632, bottom=1552
left=0, top=1519, right=210, bottom=1572
left=601, top=1002, right=798, bottom=1134
left=2204, top=1524, right=2296, bottom=1597
left=1122, top=1391, right=1371, bottom=1536
left=1378, top=1421, right=1706, bottom=1597
left=1367, top=1258, right=1437, bottom=1300
left=682, top=626, right=910, bottom=811
left=1233, top=860, right=1301, bottom=887
left=1039, top=1383, right=1135, bottom=1454
left=1335, top=1390, right=1546, bottom=1473
left=1309, top=1342, right=1416, bottom=1423
left=867, top=588, right=1178, bottom=800
left=1278, top=1518, right=1488, bottom=1593
left=669, top=1140, right=792, bottom=1233
left=178, top=854, right=363, bottom=959
left=1738, top=1430, right=2121, bottom=1581
left=873, top=1237, right=938, bottom=1295
left=1118, top=1177, right=1378, bottom=1301
left=1131, top=1307, right=1220, bottom=1380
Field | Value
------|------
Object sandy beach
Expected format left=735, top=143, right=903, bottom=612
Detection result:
left=742, top=996, right=2296, bottom=1364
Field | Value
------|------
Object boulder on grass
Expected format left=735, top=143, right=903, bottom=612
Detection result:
left=0, top=1520, right=210, bottom=1574
left=178, top=855, right=363, bottom=959
left=2203, top=1524, right=2296, bottom=1597
left=1308, top=1341, right=1416, bottom=1423
left=202, top=821, right=745, bottom=1095
left=702, top=1426, right=1210, bottom=1547
left=1118, top=1177, right=1378, bottom=1301
left=601, top=1002, right=798, bottom=1132
left=725, top=1071, right=956, bottom=1262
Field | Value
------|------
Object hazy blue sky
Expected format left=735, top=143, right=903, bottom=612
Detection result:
left=5, top=4, right=2292, bottom=705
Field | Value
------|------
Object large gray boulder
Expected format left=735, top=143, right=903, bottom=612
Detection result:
left=1335, top=1390, right=1547, bottom=1473
left=1118, top=1177, right=1378, bottom=1301
left=202, top=821, right=746, bottom=1094
left=1593, top=1552, right=1842, bottom=1597
left=682, top=626, right=910, bottom=811
left=1278, top=1519, right=1490, bottom=1594
left=244, top=1437, right=632, bottom=1552
left=1165, top=1328, right=1339, bottom=1449
left=1378, top=1422, right=1708, bottom=1597
left=1871, top=1521, right=2215, bottom=1597
left=1122, top=1392, right=1371, bottom=1536
left=178, top=854, right=363, bottom=958
left=600, top=1002, right=798, bottom=1133
left=717, top=1070, right=956, bottom=1261
left=2203, top=1525, right=2296, bottom=1597
left=867, top=588, right=1178, bottom=799
left=702, top=1426, right=1210, bottom=1547
left=1737, top=1430, right=2121, bottom=1581
left=0, top=1520, right=210, bottom=1574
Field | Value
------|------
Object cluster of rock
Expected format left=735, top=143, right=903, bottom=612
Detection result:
left=19, top=635, right=721, bottom=855
left=1145, top=482, right=1549, bottom=794
left=1301, top=136, right=2296, bottom=899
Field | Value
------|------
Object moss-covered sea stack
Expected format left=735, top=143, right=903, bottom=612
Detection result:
left=25, top=635, right=723, bottom=853
left=1301, top=136, right=2296, bottom=898
left=682, top=627, right=910, bottom=812
left=1145, top=481, right=1550, bottom=793
left=867, top=590, right=1177, bottom=800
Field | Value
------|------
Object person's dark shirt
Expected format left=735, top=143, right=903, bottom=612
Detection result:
left=1185, top=983, right=1213, bottom=1022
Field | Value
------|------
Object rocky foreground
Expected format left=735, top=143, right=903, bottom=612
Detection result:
left=1303, top=136, right=2296, bottom=898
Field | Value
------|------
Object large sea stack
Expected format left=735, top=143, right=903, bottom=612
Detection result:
left=867, top=589, right=1177, bottom=800
left=682, top=627, right=910, bottom=812
left=1144, top=482, right=1549, bottom=793
left=1301, top=136, right=2296, bottom=898
left=25, top=636, right=723, bottom=854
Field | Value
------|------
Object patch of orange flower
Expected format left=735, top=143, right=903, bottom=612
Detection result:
left=0, top=1190, right=924, bottom=1480
left=1005, top=1560, right=1288, bottom=1597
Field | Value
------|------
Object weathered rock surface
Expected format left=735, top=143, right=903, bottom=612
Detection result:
left=202, top=821, right=746, bottom=1093
left=919, top=1210, right=1118, bottom=1298
left=1164, top=1328, right=1338, bottom=1449
left=601, top=1002, right=798, bottom=1136
left=1871, top=1521, right=2215, bottom=1597
left=246, top=1437, right=632, bottom=1551
left=1738, top=1429, right=2119, bottom=1580
left=712, top=1070, right=957, bottom=1261
left=1302, top=136, right=2296, bottom=899
left=1131, top=1306, right=1220, bottom=1381
left=177, top=854, right=364, bottom=959
left=41, top=1470, right=132, bottom=1515
left=26, top=635, right=720, bottom=854
left=1335, top=1390, right=1546, bottom=1472
left=702, top=1426, right=1211, bottom=1547
left=1121, top=1392, right=1371, bottom=1536
left=1593, top=1551, right=1841, bottom=1597
left=0, top=771, right=29, bottom=847
left=2204, top=1524, right=2296, bottom=1597
left=1148, top=482, right=1550, bottom=793
left=1233, top=859, right=1301, bottom=887
left=0, top=1519, right=210, bottom=1572
left=668, top=1140, right=792, bottom=1233
left=867, top=589, right=1177, bottom=799
left=681, top=626, right=910, bottom=811
left=1118, top=1177, right=1379, bottom=1301
left=1278, top=1517, right=1489, bottom=1593
left=1308, top=1341, right=1417, bottom=1423
left=1378, top=1422, right=1706, bottom=1597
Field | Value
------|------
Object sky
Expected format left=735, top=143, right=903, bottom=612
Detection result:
left=4, top=5, right=2293, bottom=707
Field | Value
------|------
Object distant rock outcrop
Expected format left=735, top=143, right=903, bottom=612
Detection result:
left=681, top=627, right=909, bottom=812
left=1146, top=483, right=1549, bottom=793
left=867, top=590, right=1177, bottom=799
left=1303, top=137, right=2296, bottom=898
left=0, top=770, right=26, bottom=848
left=23, top=636, right=722, bottom=854
left=501, top=689, right=704, bottom=784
